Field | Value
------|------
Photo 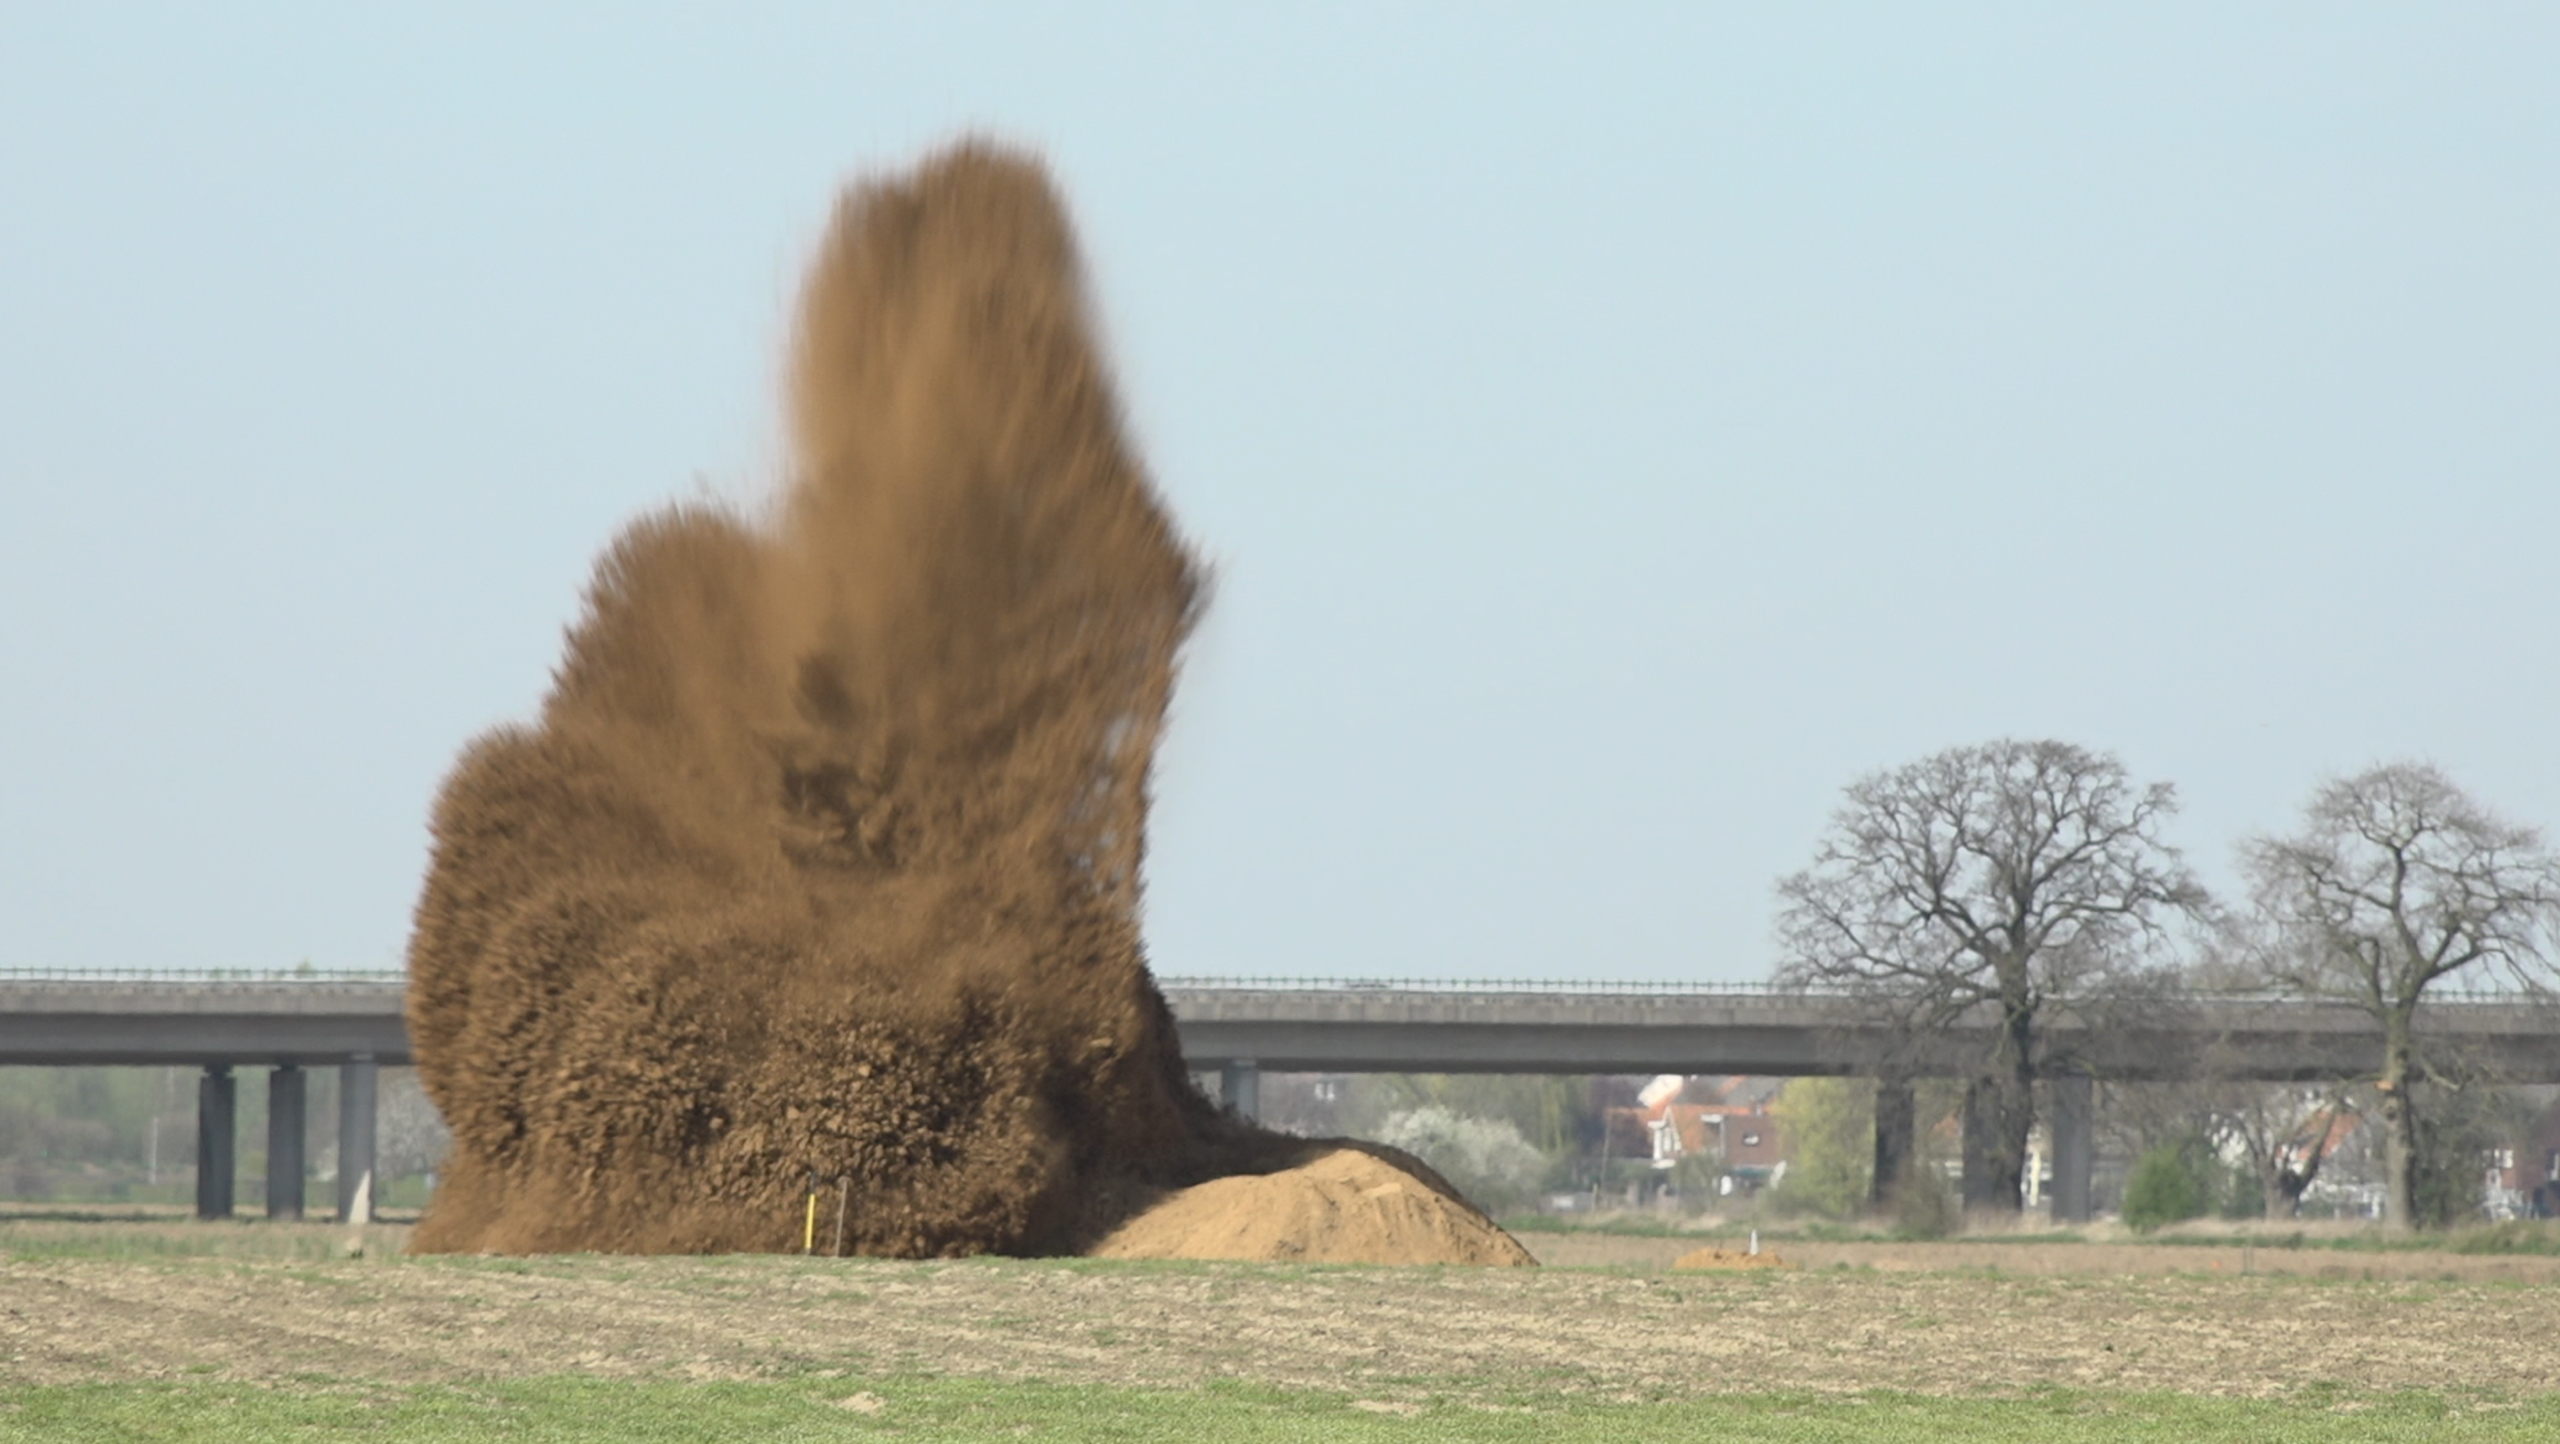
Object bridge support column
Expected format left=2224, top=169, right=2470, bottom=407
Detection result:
left=338, top=1054, right=378, bottom=1224
left=1960, top=1079, right=2000, bottom=1212
left=266, top=1064, right=306, bottom=1220
left=2048, top=1071, right=2094, bottom=1225
left=194, top=1065, right=236, bottom=1220
left=1219, top=1060, right=1260, bottom=1122
left=1871, top=1078, right=1914, bottom=1210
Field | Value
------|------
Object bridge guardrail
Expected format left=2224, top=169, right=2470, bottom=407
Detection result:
left=0, top=967, right=408, bottom=984
left=1154, top=977, right=2551, bottom=1005
left=1156, top=975, right=1856, bottom=996
left=1, top=967, right=2546, bottom=1006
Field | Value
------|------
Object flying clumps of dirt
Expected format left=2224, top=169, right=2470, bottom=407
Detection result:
left=402, top=142, right=1527, bottom=1265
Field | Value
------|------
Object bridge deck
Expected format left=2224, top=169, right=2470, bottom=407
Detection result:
left=2, top=974, right=2552, bottom=1081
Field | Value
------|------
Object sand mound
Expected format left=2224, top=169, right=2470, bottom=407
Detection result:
left=1672, top=1244, right=1790, bottom=1270
left=1090, top=1146, right=1536, bottom=1266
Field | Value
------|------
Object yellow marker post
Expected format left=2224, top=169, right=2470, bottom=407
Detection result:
left=803, top=1175, right=820, bottom=1254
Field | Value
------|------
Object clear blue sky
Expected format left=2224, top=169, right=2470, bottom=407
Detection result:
left=4, top=6, right=2555, bottom=982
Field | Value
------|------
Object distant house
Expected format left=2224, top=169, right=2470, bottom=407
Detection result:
left=2255, top=1096, right=2378, bottom=1219
left=2282, top=1091, right=2560, bottom=1221
left=2281, top=1104, right=2364, bottom=1185
left=2495, top=1095, right=2560, bottom=1219
left=1607, top=1075, right=1785, bottom=1195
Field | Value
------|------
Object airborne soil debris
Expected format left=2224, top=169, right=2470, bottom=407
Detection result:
left=401, top=141, right=1520, bottom=1265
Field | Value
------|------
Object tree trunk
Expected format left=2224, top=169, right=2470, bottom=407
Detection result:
left=1959, top=1073, right=2030, bottom=1213
left=2259, top=1157, right=2309, bottom=1221
left=1959, top=986, right=2037, bottom=1214
left=2379, top=1037, right=2420, bottom=1232
left=1871, top=1077, right=1915, bottom=1211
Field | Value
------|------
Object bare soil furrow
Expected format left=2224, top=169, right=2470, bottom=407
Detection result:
left=7, top=1253, right=2556, bottom=1398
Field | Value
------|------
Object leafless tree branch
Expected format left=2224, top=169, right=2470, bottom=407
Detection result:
left=2240, top=761, right=2560, bottom=1231
left=1775, top=739, right=2208, bottom=1212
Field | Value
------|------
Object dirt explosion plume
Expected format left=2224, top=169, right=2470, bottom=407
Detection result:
left=403, top=143, right=1271, bottom=1255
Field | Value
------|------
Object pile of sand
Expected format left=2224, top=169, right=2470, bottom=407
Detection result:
left=1090, top=1146, right=1535, bottom=1266
left=401, top=141, right=1517, bottom=1267
left=1672, top=1244, right=1791, bottom=1270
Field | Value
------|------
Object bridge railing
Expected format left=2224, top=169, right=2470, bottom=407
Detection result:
left=1148, top=977, right=2555, bottom=1006
left=0, top=966, right=408, bottom=984
left=0, top=967, right=2545, bottom=1006
left=1156, top=975, right=1858, bottom=996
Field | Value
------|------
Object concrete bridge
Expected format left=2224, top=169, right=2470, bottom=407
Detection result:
left=1161, top=977, right=2560, bottom=1081
left=6, top=970, right=2554, bottom=1225
left=1163, top=976, right=2560, bottom=1224
left=0, top=971, right=411, bottom=1226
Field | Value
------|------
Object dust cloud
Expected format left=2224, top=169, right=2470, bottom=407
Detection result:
left=406, top=142, right=1244, bottom=1255
left=402, top=142, right=1523, bottom=1264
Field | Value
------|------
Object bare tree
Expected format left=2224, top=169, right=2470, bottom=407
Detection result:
left=2210, top=1082, right=2358, bottom=1219
left=1776, top=739, right=2207, bottom=1213
left=2176, top=938, right=2364, bottom=1220
left=2242, top=762, right=2560, bottom=1231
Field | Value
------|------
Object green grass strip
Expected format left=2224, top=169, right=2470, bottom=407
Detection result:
left=8, top=1377, right=2557, bottom=1443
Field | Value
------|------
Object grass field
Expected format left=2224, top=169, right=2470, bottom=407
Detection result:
left=1502, top=1210, right=2560, bottom=1255
left=15, top=1378, right=2560, bottom=1442
left=6, top=1211, right=2557, bottom=1441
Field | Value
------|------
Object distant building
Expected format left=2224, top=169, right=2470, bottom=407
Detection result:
left=2495, top=1094, right=2560, bottom=1219
left=1607, top=1075, right=1785, bottom=1196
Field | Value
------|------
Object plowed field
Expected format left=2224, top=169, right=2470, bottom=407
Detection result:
left=5, top=1218, right=2557, bottom=1401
